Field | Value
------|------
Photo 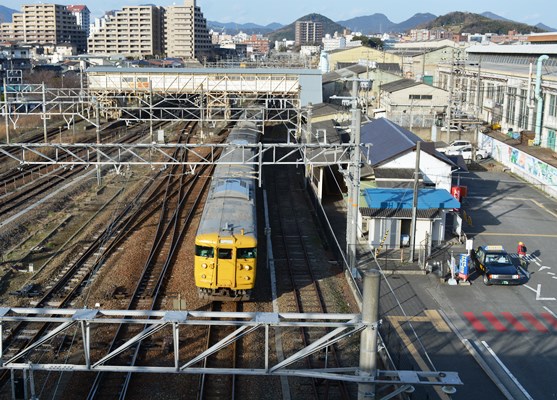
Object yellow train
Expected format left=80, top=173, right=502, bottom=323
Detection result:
left=194, top=118, right=259, bottom=301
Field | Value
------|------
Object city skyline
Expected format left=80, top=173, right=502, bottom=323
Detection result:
left=4, top=0, right=557, bottom=29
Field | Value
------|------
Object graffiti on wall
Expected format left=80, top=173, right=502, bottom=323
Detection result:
left=484, top=134, right=557, bottom=188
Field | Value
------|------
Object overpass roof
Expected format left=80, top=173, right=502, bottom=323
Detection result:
left=87, top=66, right=322, bottom=76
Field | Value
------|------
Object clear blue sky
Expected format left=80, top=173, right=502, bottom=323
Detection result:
left=6, top=0, right=557, bottom=29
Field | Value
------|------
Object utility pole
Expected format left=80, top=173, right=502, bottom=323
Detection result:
left=475, top=56, right=482, bottom=147
left=350, top=83, right=362, bottom=276
left=409, top=141, right=421, bottom=261
left=330, top=76, right=364, bottom=275
left=358, top=269, right=381, bottom=399
left=95, top=101, right=102, bottom=186
left=446, top=50, right=454, bottom=144
left=3, top=77, right=9, bottom=144
left=42, top=82, right=47, bottom=142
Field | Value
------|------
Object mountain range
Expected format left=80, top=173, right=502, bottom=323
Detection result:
left=210, top=11, right=555, bottom=36
left=207, top=21, right=283, bottom=35
left=0, top=5, right=16, bottom=24
left=1, top=5, right=555, bottom=37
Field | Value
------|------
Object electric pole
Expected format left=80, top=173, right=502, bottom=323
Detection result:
left=409, top=140, right=421, bottom=261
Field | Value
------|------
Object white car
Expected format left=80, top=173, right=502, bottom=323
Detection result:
left=448, top=145, right=489, bottom=160
left=437, top=140, right=471, bottom=154
left=440, top=124, right=467, bottom=132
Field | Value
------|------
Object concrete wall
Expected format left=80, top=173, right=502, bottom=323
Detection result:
left=368, top=218, right=433, bottom=251
left=479, top=132, right=557, bottom=199
left=380, top=150, right=453, bottom=192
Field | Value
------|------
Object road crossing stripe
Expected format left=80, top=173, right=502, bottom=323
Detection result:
left=541, top=313, right=557, bottom=329
left=501, top=312, right=528, bottom=333
left=521, top=312, right=549, bottom=333
left=482, top=312, right=507, bottom=332
left=464, top=312, right=488, bottom=333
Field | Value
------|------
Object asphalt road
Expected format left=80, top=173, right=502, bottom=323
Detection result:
left=407, top=169, right=557, bottom=400
left=460, top=170, right=557, bottom=400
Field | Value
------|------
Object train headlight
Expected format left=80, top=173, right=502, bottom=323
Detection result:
left=201, top=274, right=207, bottom=279
left=243, top=265, right=251, bottom=271
left=202, top=263, right=207, bottom=269
left=244, top=276, right=250, bottom=281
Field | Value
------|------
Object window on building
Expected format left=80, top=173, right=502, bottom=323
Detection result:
left=506, top=87, right=517, bottom=124
left=409, top=94, right=433, bottom=100
left=486, top=83, right=494, bottom=100
left=549, top=94, right=557, bottom=117
left=496, top=85, right=505, bottom=105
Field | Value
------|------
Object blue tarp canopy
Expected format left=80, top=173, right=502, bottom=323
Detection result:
left=363, top=188, right=460, bottom=210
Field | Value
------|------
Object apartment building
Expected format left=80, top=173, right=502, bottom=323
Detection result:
left=87, top=0, right=211, bottom=59
left=67, top=5, right=91, bottom=38
left=165, top=0, right=212, bottom=59
left=0, top=4, right=86, bottom=53
left=322, top=35, right=346, bottom=52
left=295, top=21, right=323, bottom=46
left=88, top=6, right=164, bottom=57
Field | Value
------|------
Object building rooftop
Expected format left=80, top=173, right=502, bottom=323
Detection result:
left=360, top=118, right=455, bottom=168
left=379, top=78, right=422, bottom=93
left=363, top=188, right=460, bottom=210
left=87, top=66, right=322, bottom=76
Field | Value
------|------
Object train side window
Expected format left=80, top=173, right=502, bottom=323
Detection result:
left=238, top=248, right=256, bottom=259
left=196, top=245, right=214, bottom=258
left=218, top=248, right=232, bottom=259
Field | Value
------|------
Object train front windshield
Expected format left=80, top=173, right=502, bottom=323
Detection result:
left=195, top=245, right=214, bottom=258
left=237, top=248, right=256, bottom=259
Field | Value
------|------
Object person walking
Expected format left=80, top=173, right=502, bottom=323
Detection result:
left=517, top=242, right=527, bottom=266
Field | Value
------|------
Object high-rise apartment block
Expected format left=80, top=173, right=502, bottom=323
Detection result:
left=88, top=0, right=211, bottom=59
left=0, top=4, right=86, bottom=53
left=295, top=21, right=323, bottom=46
left=1, top=1, right=212, bottom=60
left=88, top=6, right=164, bottom=56
left=66, top=5, right=91, bottom=38
left=165, top=0, right=212, bottom=59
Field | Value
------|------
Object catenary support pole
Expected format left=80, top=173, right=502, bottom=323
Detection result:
left=358, top=268, right=381, bottom=399
left=42, top=82, right=47, bottom=143
left=347, top=78, right=360, bottom=273
left=96, top=101, right=102, bottom=186
left=409, top=141, right=421, bottom=261
left=3, top=78, right=9, bottom=144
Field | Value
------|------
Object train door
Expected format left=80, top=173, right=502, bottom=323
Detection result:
left=216, top=245, right=235, bottom=288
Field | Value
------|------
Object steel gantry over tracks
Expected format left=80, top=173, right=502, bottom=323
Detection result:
left=1, top=67, right=323, bottom=127
left=0, top=307, right=462, bottom=397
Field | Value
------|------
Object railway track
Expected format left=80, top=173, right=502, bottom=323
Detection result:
left=86, top=137, right=217, bottom=399
left=268, top=162, right=351, bottom=400
left=0, top=122, right=197, bottom=393
left=0, top=121, right=165, bottom=218
left=197, top=301, right=240, bottom=400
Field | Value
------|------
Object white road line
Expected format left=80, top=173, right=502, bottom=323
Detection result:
left=481, top=341, right=534, bottom=400
left=548, top=272, right=556, bottom=276
left=523, top=284, right=538, bottom=294
left=539, top=266, right=551, bottom=272
left=544, top=307, right=557, bottom=319
left=523, top=284, right=557, bottom=301
left=531, top=199, right=557, bottom=219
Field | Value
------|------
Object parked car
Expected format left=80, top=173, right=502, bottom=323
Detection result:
left=440, top=124, right=466, bottom=132
left=447, top=145, right=489, bottom=160
left=471, top=245, right=523, bottom=285
left=437, top=140, right=471, bottom=154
